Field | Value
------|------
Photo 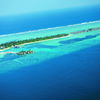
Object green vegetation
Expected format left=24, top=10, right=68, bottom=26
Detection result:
left=0, top=34, right=69, bottom=50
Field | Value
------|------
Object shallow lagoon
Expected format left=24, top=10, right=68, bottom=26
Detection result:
left=0, top=21, right=100, bottom=73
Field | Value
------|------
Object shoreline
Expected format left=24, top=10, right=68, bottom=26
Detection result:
left=0, top=21, right=100, bottom=53
left=0, top=35, right=71, bottom=52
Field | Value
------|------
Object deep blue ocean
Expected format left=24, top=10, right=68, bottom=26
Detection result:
left=0, top=5, right=100, bottom=100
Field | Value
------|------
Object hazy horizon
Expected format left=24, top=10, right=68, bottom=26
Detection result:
left=0, top=0, right=100, bottom=16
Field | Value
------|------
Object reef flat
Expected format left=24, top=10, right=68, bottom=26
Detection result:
left=0, top=20, right=100, bottom=73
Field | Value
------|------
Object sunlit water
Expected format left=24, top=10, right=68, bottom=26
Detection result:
left=0, top=5, right=100, bottom=100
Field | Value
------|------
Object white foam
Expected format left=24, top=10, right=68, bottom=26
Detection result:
left=0, top=20, right=100, bottom=38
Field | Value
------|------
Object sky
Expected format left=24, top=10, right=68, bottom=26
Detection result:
left=0, top=0, right=100, bottom=16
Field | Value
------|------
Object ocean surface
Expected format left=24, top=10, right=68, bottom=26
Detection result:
left=0, top=5, right=100, bottom=100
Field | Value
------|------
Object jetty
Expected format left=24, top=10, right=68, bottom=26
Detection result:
left=0, top=52, right=16, bottom=54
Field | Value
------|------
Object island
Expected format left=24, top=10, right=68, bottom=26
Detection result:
left=0, top=20, right=100, bottom=73
left=0, top=21, right=100, bottom=57
left=0, top=34, right=69, bottom=51
left=0, top=27, right=100, bottom=51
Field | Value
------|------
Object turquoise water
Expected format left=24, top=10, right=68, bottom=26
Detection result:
left=0, top=21, right=100, bottom=73
left=0, top=6, right=100, bottom=100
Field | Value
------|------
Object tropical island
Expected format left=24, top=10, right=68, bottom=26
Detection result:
left=0, top=27, right=100, bottom=52
left=0, top=33, right=69, bottom=51
left=0, top=22, right=100, bottom=56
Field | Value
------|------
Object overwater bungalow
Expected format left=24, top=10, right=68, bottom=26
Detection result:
left=16, top=50, right=33, bottom=55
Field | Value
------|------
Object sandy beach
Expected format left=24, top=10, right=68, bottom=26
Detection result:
left=0, top=34, right=71, bottom=52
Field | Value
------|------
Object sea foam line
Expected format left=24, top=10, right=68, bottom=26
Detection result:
left=0, top=20, right=100, bottom=37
